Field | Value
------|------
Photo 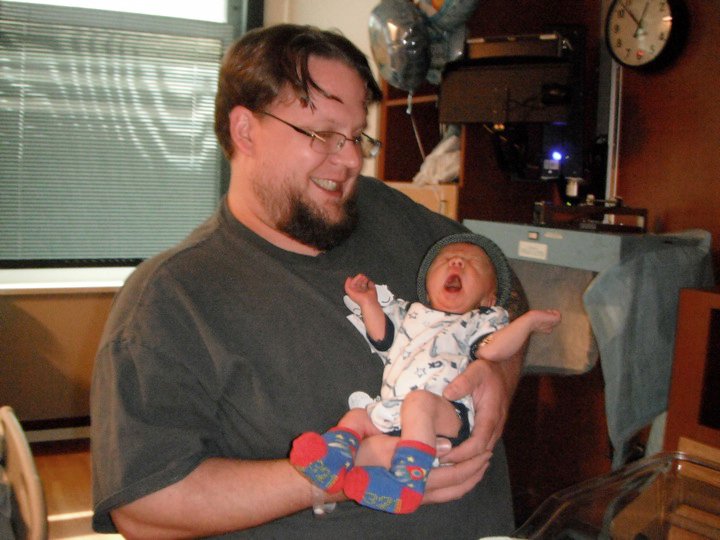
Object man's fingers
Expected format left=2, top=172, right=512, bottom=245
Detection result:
left=442, top=361, right=484, bottom=402
left=429, top=461, right=491, bottom=504
left=423, top=452, right=492, bottom=504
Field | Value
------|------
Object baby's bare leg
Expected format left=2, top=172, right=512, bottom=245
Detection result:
left=337, top=407, right=384, bottom=439
left=400, top=389, right=462, bottom=446
left=344, top=390, right=458, bottom=514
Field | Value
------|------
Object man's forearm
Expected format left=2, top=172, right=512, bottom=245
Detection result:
left=111, top=458, right=327, bottom=538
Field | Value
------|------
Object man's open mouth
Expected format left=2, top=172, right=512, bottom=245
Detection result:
left=311, top=176, right=340, bottom=192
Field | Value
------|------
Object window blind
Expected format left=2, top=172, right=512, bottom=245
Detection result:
left=0, top=1, right=233, bottom=265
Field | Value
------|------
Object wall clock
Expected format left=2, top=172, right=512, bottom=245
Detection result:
left=605, top=0, right=689, bottom=70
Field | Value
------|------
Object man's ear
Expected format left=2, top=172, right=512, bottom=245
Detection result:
left=229, top=106, right=255, bottom=155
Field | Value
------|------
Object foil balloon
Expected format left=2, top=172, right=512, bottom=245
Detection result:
left=425, top=0, right=480, bottom=32
left=423, top=0, right=480, bottom=84
left=368, top=0, right=430, bottom=93
left=425, top=23, right=467, bottom=84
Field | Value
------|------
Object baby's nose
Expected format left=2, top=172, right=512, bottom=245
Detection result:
left=448, top=256, right=465, bottom=267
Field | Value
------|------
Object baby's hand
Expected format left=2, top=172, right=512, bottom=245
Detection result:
left=532, top=309, right=562, bottom=334
left=344, top=274, right=377, bottom=304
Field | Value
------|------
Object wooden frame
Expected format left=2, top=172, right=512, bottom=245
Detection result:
left=664, top=287, right=720, bottom=454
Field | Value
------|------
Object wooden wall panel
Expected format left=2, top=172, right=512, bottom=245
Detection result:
left=616, top=0, right=720, bottom=273
left=664, top=288, right=720, bottom=453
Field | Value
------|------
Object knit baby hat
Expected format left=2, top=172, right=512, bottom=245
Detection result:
left=416, top=232, right=513, bottom=308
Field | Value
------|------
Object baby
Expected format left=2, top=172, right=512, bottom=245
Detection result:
left=290, top=232, right=561, bottom=514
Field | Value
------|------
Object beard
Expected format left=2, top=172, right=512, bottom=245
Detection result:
left=252, top=169, right=360, bottom=251
left=278, top=194, right=358, bottom=251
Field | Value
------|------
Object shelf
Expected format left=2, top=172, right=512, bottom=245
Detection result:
left=384, top=94, right=438, bottom=107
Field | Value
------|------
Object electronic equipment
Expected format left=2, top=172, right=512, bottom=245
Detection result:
left=439, top=28, right=586, bottom=186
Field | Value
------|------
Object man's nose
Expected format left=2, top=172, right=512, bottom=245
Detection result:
left=330, top=138, right=362, bottom=169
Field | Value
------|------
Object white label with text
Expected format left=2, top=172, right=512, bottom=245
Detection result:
left=517, top=240, right=548, bottom=261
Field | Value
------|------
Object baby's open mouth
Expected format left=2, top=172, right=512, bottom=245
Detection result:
left=444, top=274, right=462, bottom=292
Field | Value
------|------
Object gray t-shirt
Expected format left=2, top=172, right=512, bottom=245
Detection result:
left=90, top=176, right=515, bottom=538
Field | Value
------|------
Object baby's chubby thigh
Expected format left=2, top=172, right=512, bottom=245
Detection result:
left=402, top=389, right=462, bottom=441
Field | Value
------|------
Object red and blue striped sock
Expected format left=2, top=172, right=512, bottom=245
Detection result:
left=289, top=427, right=360, bottom=493
left=343, top=440, right=436, bottom=514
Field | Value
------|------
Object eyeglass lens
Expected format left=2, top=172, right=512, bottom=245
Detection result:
left=311, top=132, right=380, bottom=158
left=258, top=111, right=380, bottom=158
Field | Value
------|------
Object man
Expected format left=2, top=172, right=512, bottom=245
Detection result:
left=91, top=24, right=526, bottom=538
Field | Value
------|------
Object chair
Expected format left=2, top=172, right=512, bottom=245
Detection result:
left=0, top=406, right=48, bottom=540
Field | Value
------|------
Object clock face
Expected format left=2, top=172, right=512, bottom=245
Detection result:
left=606, top=0, right=679, bottom=68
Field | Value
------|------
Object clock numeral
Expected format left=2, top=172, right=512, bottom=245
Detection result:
left=615, top=38, right=623, bottom=50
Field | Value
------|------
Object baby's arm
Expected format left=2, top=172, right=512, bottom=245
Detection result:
left=344, top=274, right=388, bottom=343
left=477, top=309, right=561, bottom=362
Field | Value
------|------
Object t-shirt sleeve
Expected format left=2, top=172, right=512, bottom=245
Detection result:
left=91, top=335, right=212, bottom=531
left=90, top=271, right=222, bottom=532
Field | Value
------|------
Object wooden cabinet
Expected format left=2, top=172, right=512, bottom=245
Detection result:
left=664, top=288, right=720, bottom=458
left=376, top=81, right=442, bottom=183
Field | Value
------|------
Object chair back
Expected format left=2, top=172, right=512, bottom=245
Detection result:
left=0, top=406, right=48, bottom=540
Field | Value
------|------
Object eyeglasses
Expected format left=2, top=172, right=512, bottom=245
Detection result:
left=256, top=111, right=382, bottom=159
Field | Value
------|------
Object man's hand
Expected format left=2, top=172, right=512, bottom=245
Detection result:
left=353, top=339, right=524, bottom=506
left=442, top=356, right=518, bottom=461
left=422, top=448, right=493, bottom=504
left=353, top=434, right=493, bottom=504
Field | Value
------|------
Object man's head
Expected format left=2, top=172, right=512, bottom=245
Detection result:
left=216, top=25, right=383, bottom=253
left=215, top=24, right=382, bottom=160
left=417, top=233, right=512, bottom=313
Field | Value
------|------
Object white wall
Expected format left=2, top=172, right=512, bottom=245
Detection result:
left=264, top=0, right=381, bottom=177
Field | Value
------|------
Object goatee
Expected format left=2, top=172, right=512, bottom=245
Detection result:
left=280, top=196, right=358, bottom=251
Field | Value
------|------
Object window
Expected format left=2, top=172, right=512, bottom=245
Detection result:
left=3, top=0, right=229, bottom=23
left=0, top=1, right=235, bottom=266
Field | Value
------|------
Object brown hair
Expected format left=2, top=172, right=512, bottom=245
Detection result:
left=214, top=24, right=383, bottom=159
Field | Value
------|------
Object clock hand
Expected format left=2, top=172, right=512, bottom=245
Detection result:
left=619, top=0, right=642, bottom=26
left=634, top=1, right=650, bottom=38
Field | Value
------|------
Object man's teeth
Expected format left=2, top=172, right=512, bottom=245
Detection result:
left=311, top=177, right=340, bottom=191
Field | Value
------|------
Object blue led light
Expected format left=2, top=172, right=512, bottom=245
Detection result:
left=551, top=151, right=563, bottom=161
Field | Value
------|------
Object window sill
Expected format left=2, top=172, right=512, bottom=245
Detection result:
left=0, top=267, right=136, bottom=295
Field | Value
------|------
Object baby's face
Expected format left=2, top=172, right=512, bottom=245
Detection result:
left=425, top=243, right=497, bottom=314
